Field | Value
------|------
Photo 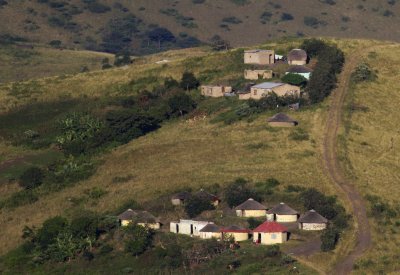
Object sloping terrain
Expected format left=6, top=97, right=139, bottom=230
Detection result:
left=1, top=0, right=400, bottom=55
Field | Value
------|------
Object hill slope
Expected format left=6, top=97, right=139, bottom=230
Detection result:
left=1, top=0, right=400, bottom=55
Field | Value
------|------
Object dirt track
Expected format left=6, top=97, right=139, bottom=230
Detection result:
left=322, top=48, right=376, bottom=274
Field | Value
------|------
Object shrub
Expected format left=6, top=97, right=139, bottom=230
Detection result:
left=2, top=190, right=39, bottom=209
left=99, top=244, right=113, bottom=255
left=209, top=35, right=230, bottom=51
left=180, top=71, right=200, bottom=90
left=352, top=62, right=376, bottom=83
left=168, top=93, right=197, bottom=116
left=19, top=167, right=44, bottom=190
left=321, top=227, right=339, bottom=251
left=247, top=217, right=263, bottom=229
left=184, top=195, right=215, bottom=218
left=124, top=224, right=153, bottom=256
left=281, top=13, right=294, bottom=21
left=224, top=178, right=261, bottom=208
left=36, top=216, right=69, bottom=249
left=281, top=73, right=307, bottom=87
left=304, top=16, right=326, bottom=28
left=86, top=2, right=111, bottom=13
left=114, top=52, right=131, bottom=66
left=49, top=40, right=62, bottom=48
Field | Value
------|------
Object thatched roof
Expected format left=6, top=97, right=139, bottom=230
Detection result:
left=267, top=113, right=298, bottom=124
left=195, top=189, right=220, bottom=202
left=118, top=209, right=160, bottom=223
left=220, top=225, right=251, bottom=233
left=171, top=191, right=192, bottom=200
left=288, top=49, right=307, bottom=61
left=286, top=65, right=313, bottom=73
left=199, top=223, right=220, bottom=233
left=298, top=210, right=328, bottom=223
left=234, top=198, right=267, bottom=210
left=266, top=202, right=298, bottom=215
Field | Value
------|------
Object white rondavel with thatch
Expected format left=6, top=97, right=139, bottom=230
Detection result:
left=266, top=202, right=299, bottom=222
left=234, top=198, right=267, bottom=217
left=298, top=210, right=328, bottom=230
left=118, top=209, right=161, bottom=229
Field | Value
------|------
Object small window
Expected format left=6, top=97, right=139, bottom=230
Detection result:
left=253, top=89, right=257, bottom=95
left=271, top=233, right=277, bottom=239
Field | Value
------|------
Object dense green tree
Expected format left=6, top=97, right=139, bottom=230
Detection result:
left=167, top=93, right=197, bottom=116
left=321, top=227, right=339, bottom=251
left=224, top=178, right=261, bottom=208
left=124, top=224, right=152, bottom=256
left=180, top=71, right=199, bottom=90
left=281, top=73, right=307, bottom=87
left=247, top=217, right=263, bottom=229
left=209, top=35, right=230, bottom=51
left=19, top=167, right=44, bottom=190
left=184, top=195, right=215, bottom=218
left=36, top=216, right=69, bottom=249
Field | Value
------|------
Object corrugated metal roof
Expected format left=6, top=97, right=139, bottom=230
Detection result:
left=252, top=82, right=284, bottom=89
left=253, top=221, right=288, bottom=233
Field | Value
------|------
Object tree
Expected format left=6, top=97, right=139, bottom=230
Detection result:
left=224, top=178, right=261, bottom=208
left=281, top=73, right=307, bottom=87
left=124, top=224, right=152, bottom=256
left=321, top=227, right=339, bottom=251
left=167, top=93, right=197, bottom=116
left=209, top=35, right=230, bottom=51
left=247, top=217, right=263, bottom=229
left=147, top=27, right=176, bottom=49
left=19, top=167, right=44, bottom=189
left=36, top=216, right=69, bottom=249
left=114, top=52, right=131, bottom=67
left=300, top=38, right=327, bottom=57
left=184, top=195, right=215, bottom=218
left=180, top=72, right=199, bottom=91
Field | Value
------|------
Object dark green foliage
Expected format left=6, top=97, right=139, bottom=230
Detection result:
left=184, top=195, right=215, bottom=218
left=0, top=190, right=39, bottom=209
left=281, top=13, right=294, bottom=21
left=192, top=0, right=206, bottom=3
left=224, top=178, right=261, bottom=208
left=114, top=52, right=131, bottom=66
left=209, top=35, right=230, bottom=51
left=19, top=167, right=44, bottom=189
left=124, top=224, right=153, bottom=256
left=321, top=227, right=339, bottom=251
left=70, top=214, right=99, bottom=239
left=147, top=27, right=176, bottom=49
left=180, top=71, right=200, bottom=90
left=365, top=194, right=397, bottom=219
left=260, top=11, right=273, bottom=23
left=304, top=16, right=327, bottom=28
left=247, top=217, right=263, bottom=229
left=49, top=40, right=62, bottom=48
left=36, top=216, right=69, bottom=249
left=281, top=73, right=307, bottom=86
left=167, top=93, right=197, bottom=116
left=302, top=39, right=345, bottom=103
left=85, top=1, right=111, bottom=13
left=222, top=16, right=242, bottom=24
left=156, top=244, right=183, bottom=268
left=105, top=109, right=160, bottom=143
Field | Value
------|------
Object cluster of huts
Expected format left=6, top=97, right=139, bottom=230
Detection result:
left=168, top=196, right=328, bottom=246
left=200, top=47, right=312, bottom=127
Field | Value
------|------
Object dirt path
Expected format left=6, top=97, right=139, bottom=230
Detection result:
left=322, top=48, right=377, bottom=274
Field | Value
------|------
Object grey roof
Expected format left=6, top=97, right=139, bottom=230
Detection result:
left=234, top=198, right=267, bottom=210
left=171, top=191, right=192, bottom=200
left=118, top=209, right=160, bottom=223
left=266, top=202, right=298, bottom=215
left=199, top=223, right=220, bottom=233
left=245, top=49, right=274, bottom=53
left=288, top=49, right=307, bottom=61
left=267, top=113, right=298, bottom=123
left=298, top=210, right=328, bottom=223
left=252, top=82, right=284, bottom=89
left=286, top=65, right=313, bottom=73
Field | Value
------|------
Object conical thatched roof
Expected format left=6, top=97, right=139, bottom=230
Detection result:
left=171, top=191, right=192, bottom=200
left=298, top=210, right=328, bottom=223
left=288, top=49, right=307, bottom=61
left=234, top=198, right=267, bottom=210
left=118, top=209, right=160, bottom=223
left=287, top=65, right=313, bottom=73
left=220, top=225, right=251, bottom=233
left=195, top=189, right=220, bottom=202
left=199, top=223, right=220, bottom=233
left=266, top=202, right=298, bottom=215
left=267, top=113, right=298, bottom=123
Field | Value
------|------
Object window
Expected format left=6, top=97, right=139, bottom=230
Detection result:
left=253, top=89, right=257, bottom=95
left=271, top=233, right=277, bottom=239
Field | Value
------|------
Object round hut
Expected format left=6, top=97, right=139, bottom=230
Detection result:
left=267, top=113, right=298, bottom=127
left=298, top=209, right=328, bottom=230
left=288, top=49, right=308, bottom=65
left=266, top=202, right=299, bottom=222
left=234, top=198, right=267, bottom=217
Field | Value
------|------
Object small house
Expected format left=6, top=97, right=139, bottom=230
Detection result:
left=267, top=113, right=298, bottom=127
left=171, top=191, right=192, bottom=206
left=239, top=82, right=300, bottom=100
left=298, top=210, right=328, bottom=230
left=118, top=209, right=161, bottom=229
left=288, top=49, right=307, bottom=65
left=244, top=49, right=275, bottom=65
left=244, top=69, right=273, bottom=80
left=253, top=221, right=288, bottom=245
left=285, top=66, right=313, bottom=80
left=220, top=225, right=251, bottom=242
left=234, top=198, right=267, bottom=217
left=201, top=85, right=233, bottom=97
left=266, top=202, right=299, bottom=222
left=195, top=189, right=220, bottom=206
left=199, top=223, right=221, bottom=239
left=170, top=219, right=212, bottom=236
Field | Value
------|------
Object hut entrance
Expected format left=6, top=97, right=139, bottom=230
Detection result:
left=190, top=224, right=194, bottom=235
left=257, top=233, right=261, bottom=243
left=176, top=224, right=179, bottom=233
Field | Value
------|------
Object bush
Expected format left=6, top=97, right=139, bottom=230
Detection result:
left=224, top=178, right=261, bottom=208
left=124, top=224, right=153, bottom=256
left=19, top=167, right=44, bottom=190
left=114, top=52, right=131, bottom=67
left=180, top=71, right=200, bottom=90
left=99, top=244, right=113, bottom=255
left=36, top=216, right=69, bottom=249
left=352, top=62, right=376, bottom=83
left=281, top=73, right=307, bottom=87
left=184, top=195, right=215, bottom=218
left=2, top=190, right=39, bottom=209
left=321, top=227, right=339, bottom=251
left=247, top=217, right=263, bottom=229
left=167, top=93, right=197, bottom=116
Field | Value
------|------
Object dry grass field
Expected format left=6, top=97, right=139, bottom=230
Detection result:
left=0, top=38, right=399, bottom=273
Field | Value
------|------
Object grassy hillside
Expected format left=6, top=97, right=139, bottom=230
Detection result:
left=0, top=37, right=398, bottom=273
left=340, top=44, right=400, bottom=273
left=1, top=0, right=400, bottom=55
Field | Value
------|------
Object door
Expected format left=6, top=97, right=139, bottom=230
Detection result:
left=176, top=224, right=179, bottom=233
left=190, top=224, right=194, bottom=235
left=258, top=233, right=261, bottom=243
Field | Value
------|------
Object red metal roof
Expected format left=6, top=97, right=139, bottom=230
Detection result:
left=252, top=221, right=287, bottom=233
